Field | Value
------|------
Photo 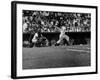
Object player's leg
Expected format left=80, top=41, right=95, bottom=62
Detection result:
left=55, top=35, right=63, bottom=46
left=32, top=38, right=37, bottom=47
left=64, top=35, right=70, bottom=45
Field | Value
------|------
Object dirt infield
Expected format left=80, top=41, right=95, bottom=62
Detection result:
left=23, top=45, right=90, bottom=69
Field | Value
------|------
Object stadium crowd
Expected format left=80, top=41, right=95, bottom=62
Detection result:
left=23, top=10, right=91, bottom=33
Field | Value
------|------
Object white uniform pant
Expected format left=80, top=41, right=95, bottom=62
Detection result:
left=32, top=39, right=37, bottom=43
left=57, top=34, right=69, bottom=44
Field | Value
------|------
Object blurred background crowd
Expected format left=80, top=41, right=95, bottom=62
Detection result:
left=23, top=10, right=91, bottom=33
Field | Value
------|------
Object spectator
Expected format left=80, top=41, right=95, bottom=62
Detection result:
left=22, top=10, right=91, bottom=33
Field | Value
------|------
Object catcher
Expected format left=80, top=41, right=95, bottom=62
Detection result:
left=32, top=31, right=49, bottom=47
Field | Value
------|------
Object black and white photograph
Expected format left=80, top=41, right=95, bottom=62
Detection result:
left=11, top=1, right=97, bottom=79
left=23, top=10, right=91, bottom=69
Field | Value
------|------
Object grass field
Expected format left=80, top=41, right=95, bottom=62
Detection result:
left=23, top=45, right=91, bottom=69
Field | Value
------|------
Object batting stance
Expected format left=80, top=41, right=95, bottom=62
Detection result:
left=55, top=26, right=70, bottom=46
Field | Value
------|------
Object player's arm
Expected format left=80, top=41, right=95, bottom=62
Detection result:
left=54, top=26, right=61, bottom=31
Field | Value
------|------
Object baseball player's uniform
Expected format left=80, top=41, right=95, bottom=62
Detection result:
left=32, top=33, right=38, bottom=43
left=57, top=26, right=69, bottom=44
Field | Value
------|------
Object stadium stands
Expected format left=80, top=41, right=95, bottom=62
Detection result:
left=22, top=10, right=91, bottom=33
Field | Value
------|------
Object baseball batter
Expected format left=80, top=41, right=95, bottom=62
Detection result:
left=55, top=26, right=70, bottom=46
